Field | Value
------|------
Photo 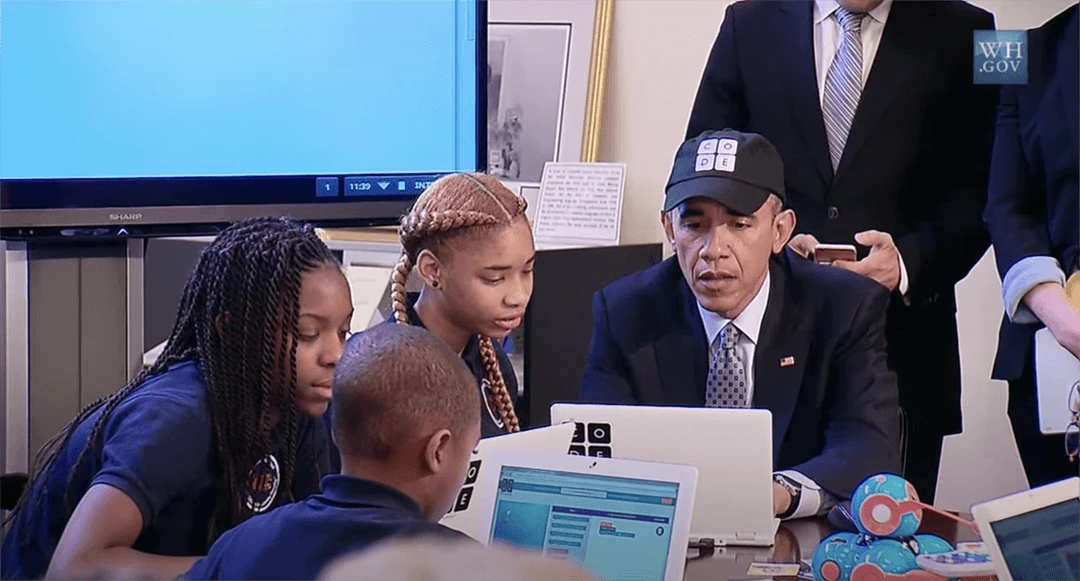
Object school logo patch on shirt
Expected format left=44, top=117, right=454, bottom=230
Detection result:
left=480, top=378, right=504, bottom=429
left=245, top=454, right=280, bottom=513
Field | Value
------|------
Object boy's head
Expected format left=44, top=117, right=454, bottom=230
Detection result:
left=331, top=323, right=481, bottom=520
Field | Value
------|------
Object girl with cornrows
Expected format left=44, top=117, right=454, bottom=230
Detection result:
left=390, top=172, right=534, bottom=437
left=1, top=218, right=354, bottom=580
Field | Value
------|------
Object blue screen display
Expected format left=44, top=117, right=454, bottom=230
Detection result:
left=0, top=0, right=481, bottom=222
left=491, top=466, right=681, bottom=581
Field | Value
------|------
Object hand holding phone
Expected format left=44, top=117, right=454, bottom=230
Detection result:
left=811, top=244, right=857, bottom=264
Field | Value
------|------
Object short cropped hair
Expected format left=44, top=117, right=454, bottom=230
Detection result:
left=318, top=538, right=601, bottom=581
left=766, top=193, right=784, bottom=215
left=331, top=324, right=480, bottom=460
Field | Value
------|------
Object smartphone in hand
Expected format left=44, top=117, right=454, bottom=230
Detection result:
left=812, top=244, right=857, bottom=264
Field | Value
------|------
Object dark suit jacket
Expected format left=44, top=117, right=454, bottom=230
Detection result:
left=985, top=4, right=1079, bottom=381
left=578, top=250, right=900, bottom=499
left=686, top=0, right=997, bottom=434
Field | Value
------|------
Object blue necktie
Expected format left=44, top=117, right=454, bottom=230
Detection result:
left=822, top=8, right=864, bottom=170
left=705, top=323, right=748, bottom=408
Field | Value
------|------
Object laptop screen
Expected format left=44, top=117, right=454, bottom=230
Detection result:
left=489, top=465, right=680, bottom=581
left=989, top=498, right=1080, bottom=581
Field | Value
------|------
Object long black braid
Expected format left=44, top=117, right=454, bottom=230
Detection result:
left=3, top=217, right=338, bottom=551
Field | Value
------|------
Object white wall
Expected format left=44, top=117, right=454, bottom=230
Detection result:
left=598, top=0, right=1075, bottom=510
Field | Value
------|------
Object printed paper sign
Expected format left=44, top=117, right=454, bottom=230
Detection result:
left=533, top=162, right=626, bottom=250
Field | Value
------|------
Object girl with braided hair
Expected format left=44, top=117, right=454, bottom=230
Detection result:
left=1, top=217, right=354, bottom=581
left=390, top=172, right=533, bottom=438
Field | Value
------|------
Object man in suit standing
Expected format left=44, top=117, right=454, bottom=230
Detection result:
left=984, top=3, right=1078, bottom=487
left=579, top=129, right=900, bottom=519
left=685, top=0, right=998, bottom=503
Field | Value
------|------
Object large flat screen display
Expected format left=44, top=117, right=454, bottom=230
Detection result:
left=0, top=0, right=485, bottom=238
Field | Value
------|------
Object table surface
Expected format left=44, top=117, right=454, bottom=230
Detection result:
left=683, top=511, right=982, bottom=581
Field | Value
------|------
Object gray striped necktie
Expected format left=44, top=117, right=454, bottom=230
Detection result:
left=822, top=8, right=864, bottom=171
left=705, top=323, right=748, bottom=408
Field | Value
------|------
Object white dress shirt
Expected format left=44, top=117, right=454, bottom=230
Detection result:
left=696, top=273, right=836, bottom=519
left=813, top=0, right=910, bottom=297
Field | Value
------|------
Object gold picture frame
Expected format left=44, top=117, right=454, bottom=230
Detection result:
left=582, top=0, right=614, bottom=162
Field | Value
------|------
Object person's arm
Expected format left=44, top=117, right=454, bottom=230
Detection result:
left=1002, top=258, right=1067, bottom=324
left=894, top=11, right=997, bottom=301
left=48, top=392, right=212, bottom=579
left=685, top=3, right=749, bottom=139
left=789, top=284, right=901, bottom=500
left=984, top=79, right=1080, bottom=356
left=1023, top=283, right=1080, bottom=358
left=985, top=85, right=1053, bottom=278
left=47, top=485, right=199, bottom=579
left=773, top=471, right=840, bottom=520
left=579, top=290, right=638, bottom=403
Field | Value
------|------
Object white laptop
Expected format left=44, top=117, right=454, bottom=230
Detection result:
left=972, top=476, right=1080, bottom=581
left=472, top=449, right=697, bottom=581
left=438, top=422, right=576, bottom=540
left=1035, top=327, right=1080, bottom=434
left=550, top=403, right=779, bottom=546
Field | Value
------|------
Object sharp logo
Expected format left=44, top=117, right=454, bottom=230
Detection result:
left=109, top=213, right=143, bottom=221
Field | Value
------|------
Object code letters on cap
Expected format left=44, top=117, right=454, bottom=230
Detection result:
left=695, top=138, right=738, bottom=173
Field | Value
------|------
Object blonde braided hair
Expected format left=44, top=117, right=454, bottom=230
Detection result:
left=391, top=172, right=528, bottom=433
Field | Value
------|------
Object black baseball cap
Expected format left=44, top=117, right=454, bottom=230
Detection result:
left=664, top=129, right=786, bottom=214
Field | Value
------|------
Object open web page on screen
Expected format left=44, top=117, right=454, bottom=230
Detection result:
left=0, top=0, right=477, bottom=183
left=490, top=466, right=680, bottom=581
left=990, top=498, right=1080, bottom=581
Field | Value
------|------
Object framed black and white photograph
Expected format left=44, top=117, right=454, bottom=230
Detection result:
left=486, top=35, right=509, bottom=151
left=486, top=0, right=613, bottom=182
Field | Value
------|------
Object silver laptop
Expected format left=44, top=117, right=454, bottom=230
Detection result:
left=438, top=423, right=576, bottom=540
left=1035, top=327, right=1080, bottom=434
left=550, top=403, right=779, bottom=546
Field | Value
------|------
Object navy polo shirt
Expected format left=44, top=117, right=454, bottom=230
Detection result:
left=0, top=361, right=328, bottom=581
left=182, top=475, right=473, bottom=580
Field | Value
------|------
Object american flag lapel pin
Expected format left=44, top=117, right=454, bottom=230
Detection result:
left=780, top=356, right=795, bottom=367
